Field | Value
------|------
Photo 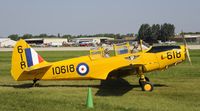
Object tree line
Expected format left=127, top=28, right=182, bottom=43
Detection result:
left=182, top=32, right=200, bottom=34
left=138, top=23, right=175, bottom=42
left=8, top=23, right=176, bottom=42
left=8, top=33, right=135, bottom=41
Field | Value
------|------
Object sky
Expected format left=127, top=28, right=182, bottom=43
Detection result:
left=0, top=0, right=200, bottom=37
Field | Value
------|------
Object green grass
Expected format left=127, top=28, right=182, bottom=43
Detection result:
left=0, top=50, right=200, bottom=111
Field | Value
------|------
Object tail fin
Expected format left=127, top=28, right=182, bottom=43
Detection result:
left=11, top=39, right=46, bottom=80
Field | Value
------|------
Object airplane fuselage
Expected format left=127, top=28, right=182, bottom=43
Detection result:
left=18, top=45, right=186, bottom=81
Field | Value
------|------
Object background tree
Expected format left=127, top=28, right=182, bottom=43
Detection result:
left=38, top=34, right=48, bottom=38
left=151, top=24, right=160, bottom=41
left=62, top=34, right=71, bottom=38
left=138, top=23, right=175, bottom=42
left=21, top=34, right=33, bottom=39
left=159, top=23, right=175, bottom=41
left=58, top=33, right=60, bottom=38
left=8, top=34, right=19, bottom=41
left=183, top=32, right=200, bottom=34
left=138, top=24, right=152, bottom=42
left=48, top=35, right=57, bottom=38
left=62, top=35, right=72, bottom=41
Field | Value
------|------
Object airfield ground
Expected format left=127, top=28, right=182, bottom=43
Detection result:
left=0, top=50, right=200, bottom=111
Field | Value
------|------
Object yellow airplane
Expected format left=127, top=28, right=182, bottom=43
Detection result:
left=11, top=38, right=191, bottom=91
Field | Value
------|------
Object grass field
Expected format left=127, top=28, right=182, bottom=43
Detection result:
left=0, top=50, right=200, bottom=111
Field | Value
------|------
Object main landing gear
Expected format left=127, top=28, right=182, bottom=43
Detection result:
left=139, top=76, right=153, bottom=91
left=137, top=67, right=154, bottom=91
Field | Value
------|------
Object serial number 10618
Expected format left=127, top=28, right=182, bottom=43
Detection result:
left=52, top=65, right=75, bottom=75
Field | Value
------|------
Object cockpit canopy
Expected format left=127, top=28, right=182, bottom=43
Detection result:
left=147, top=46, right=181, bottom=53
left=89, top=42, right=131, bottom=58
left=113, top=42, right=131, bottom=55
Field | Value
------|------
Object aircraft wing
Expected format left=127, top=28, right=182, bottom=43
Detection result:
left=102, top=63, right=145, bottom=80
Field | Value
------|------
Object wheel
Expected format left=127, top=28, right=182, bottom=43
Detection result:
left=139, top=77, right=150, bottom=86
left=141, top=82, right=154, bottom=91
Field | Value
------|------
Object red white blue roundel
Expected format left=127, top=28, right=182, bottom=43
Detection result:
left=76, top=63, right=89, bottom=76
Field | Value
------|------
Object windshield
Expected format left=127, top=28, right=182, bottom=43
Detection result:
left=114, top=42, right=130, bottom=55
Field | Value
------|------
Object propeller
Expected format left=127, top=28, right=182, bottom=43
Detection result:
left=181, top=31, right=192, bottom=65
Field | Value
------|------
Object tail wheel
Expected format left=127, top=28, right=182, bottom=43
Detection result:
left=32, top=79, right=39, bottom=87
left=142, top=82, right=154, bottom=91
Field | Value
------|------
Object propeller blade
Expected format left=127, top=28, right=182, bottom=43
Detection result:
left=186, top=46, right=192, bottom=65
left=181, top=32, right=192, bottom=65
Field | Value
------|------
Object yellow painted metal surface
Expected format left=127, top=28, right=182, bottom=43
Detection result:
left=11, top=39, right=187, bottom=81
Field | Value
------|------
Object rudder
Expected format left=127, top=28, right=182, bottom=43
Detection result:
left=11, top=39, right=46, bottom=80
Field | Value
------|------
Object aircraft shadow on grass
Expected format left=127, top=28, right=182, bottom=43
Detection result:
left=0, top=78, right=168, bottom=96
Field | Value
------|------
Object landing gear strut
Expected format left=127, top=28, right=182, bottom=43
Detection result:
left=32, top=79, right=39, bottom=87
left=139, top=76, right=149, bottom=86
left=137, top=66, right=154, bottom=91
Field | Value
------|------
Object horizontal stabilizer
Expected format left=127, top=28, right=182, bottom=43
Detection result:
left=24, top=62, right=52, bottom=72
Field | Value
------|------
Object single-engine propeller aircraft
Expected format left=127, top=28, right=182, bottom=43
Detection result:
left=11, top=35, right=191, bottom=91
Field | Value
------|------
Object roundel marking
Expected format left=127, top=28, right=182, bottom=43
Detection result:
left=76, top=63, right=89, bottom=76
